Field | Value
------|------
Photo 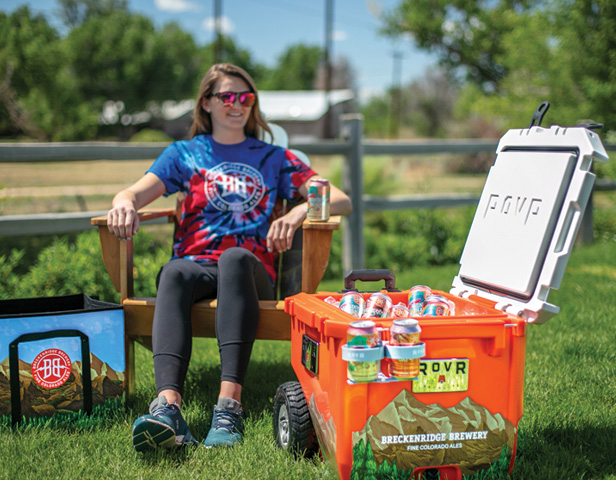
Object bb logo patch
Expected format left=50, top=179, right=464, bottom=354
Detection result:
left=205, top=162, right=265, bottom=213
left=31, top=348, right=72, bottom=389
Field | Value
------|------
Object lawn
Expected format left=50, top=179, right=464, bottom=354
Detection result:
left=1, top=241, right=615, bottom=480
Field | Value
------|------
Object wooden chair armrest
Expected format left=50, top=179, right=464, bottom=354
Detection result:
left=91, top=209, right=177, bottom=300
left=90, top=208, right=177, bottom=227
left=301, top=216, right=341, bottom=293
left=302, top=215, right=341, bottom=231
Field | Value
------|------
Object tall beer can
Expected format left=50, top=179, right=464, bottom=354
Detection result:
left=422, top=294, right=454, bottom=317
left=307, top=178, right=330, bottom=222
left=389, top=319, right=421, bottom=379
left=362, top=292, right=393, bottom=318
left=339, top=292, right=365, bottom=317
left=407, top=285, right=432, bottom=316
left=346, top=320, right=380, bottom=382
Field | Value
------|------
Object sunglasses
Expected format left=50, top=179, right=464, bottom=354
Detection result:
left=210, top=91, right=256, bottom=107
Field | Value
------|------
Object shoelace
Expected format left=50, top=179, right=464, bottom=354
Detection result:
left=152, top=404, right=178, bottom=417
left=213, top=408, right=240, bottom=433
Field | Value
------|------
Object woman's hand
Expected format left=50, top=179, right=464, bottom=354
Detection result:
left=266, top=204, right=307, bottom=253
left=107, top=172, right=167, bottom=240
left=107, top=202, right=140, bottom=240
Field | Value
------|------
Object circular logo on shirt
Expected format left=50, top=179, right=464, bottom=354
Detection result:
left=205, top=162, right=266, bottom=213
left=31, top=348, right=72, bottom=389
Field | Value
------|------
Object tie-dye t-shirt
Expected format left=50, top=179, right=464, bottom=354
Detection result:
left=146, top=134, right=316, bottom=282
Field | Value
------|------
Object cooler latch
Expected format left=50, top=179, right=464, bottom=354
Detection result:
left=450, top=286, right=525, bottom=320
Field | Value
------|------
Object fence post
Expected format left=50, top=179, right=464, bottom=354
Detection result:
left=340, top=114, right=365, bottom=273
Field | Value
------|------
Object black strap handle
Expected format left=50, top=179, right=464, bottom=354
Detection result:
left=529, top=101, right=550, bottom=128
left=342, top=269, right=399, bottom=292
left=9, top=329, right=91, bottom=427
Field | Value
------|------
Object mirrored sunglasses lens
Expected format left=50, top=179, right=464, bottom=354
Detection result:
left=239, top=93, right=255, bottom=106
left=219, top=92, right=236, bottom=105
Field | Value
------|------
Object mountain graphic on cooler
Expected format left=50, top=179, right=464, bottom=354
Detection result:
left=351, top=390, right=515, bottom=476
left=0, top=353, right=124, bottom=418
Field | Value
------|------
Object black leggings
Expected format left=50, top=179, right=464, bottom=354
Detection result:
left=151, top=247, right=274, bottom=397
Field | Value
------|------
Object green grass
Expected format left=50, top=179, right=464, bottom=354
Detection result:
left=1, top=241, right=616, bottom=479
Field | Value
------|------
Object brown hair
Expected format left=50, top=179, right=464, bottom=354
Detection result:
left=189, top=63, right=272, bottom=140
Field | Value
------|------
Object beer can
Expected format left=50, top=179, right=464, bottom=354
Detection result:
left=391, top=302, right=410, bottom=318
left=324, top=296, right=338, bottom=306
left=307, top=178, right=330, bottom=222
left=339, top=292, right=365, bottom=317
left=362, top=292, right=393, bottom=318
left=422, top=294, right=453, bottom=317
left=407, top=285, right=432, bottom=316
left=346, top=320, right=380, bottom=382
left=389, top=318, right=421, bottom=379
left=346, top=320, right=379, bottom=347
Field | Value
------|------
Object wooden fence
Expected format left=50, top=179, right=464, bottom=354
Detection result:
left=1, top=114, right=614, bottom=272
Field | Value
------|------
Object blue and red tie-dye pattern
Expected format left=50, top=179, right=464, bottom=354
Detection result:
left=146, top=135, right=316, bottom=282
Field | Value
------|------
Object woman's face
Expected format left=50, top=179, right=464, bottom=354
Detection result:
left=201, top=74, right=253, bottom=143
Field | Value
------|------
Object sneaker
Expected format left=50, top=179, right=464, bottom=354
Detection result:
left=203, top=398, right=245, bottom=448
left=132, top=396, right=199, bottom=452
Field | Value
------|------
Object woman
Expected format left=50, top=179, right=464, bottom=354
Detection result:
left=106, top=63, right=352, bottom=451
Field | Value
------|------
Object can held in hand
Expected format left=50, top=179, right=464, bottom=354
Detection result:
left=307, top=178, right=330, bottom=222
left=389, top=318, right=422, bottom=379
left=362, top=292, right=393, bottom=318
left=407, top=285, right=432, bottom=316
left=346, top=320, right=380, bottom=382
left=339, top=292, right=365, bottom=317
left=422, top=294, right=454, bottom=317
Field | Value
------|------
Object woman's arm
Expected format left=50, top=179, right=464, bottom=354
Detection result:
left=107, top=172, right=167, bottom=240
left=266, top=175, right=352, bottom=253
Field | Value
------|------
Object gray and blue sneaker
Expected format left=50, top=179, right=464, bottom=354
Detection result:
left=203, top=397, right=245, bottom=448
left=132, top=396, right=199, bottom=452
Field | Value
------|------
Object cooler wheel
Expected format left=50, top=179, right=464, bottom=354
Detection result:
left=273, top=381, right=318, bottom=458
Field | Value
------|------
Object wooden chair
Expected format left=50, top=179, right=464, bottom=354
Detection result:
left=90, top=210, right=340, bottom=396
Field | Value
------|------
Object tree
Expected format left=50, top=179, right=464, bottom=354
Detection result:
left=382, top=0, right=616, bottom=133
left=381, top=0, right=534, bottom=92
left=260, top=44, right=323, bottom=90
left=556, top=0, right=616, bottom=132
left=65, top=11, right=161, bottom=112
left=202, top=35, right=267, bottom=86
left=314, top=56, right=356, bottom=90
left=401, top=68, right=458, bottom=137
left=57, top=0, right=128, bottom=28
left=151, top=22, right=203, bottom=100
left=362, top=68, right=458, bottom=139
left=0, top=7, right=98, bottom=140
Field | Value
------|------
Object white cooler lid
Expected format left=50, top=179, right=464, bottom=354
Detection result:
left=451, top=125, right=609, bottom=324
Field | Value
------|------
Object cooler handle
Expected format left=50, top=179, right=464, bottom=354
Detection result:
left=343, top=269, right=400, bottom=292
left=529, top=101, right=550, bottom=128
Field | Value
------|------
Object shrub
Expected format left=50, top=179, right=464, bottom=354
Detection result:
left=0, top=230, right=170, bottom=303
left=129, top=128, right=174, bottom=143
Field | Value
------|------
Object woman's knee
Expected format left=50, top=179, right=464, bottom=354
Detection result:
left=157, top=258, right=201, bottom=287
left=218, top=247, right=257, bottom=272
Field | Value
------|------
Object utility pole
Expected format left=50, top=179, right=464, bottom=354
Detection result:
left=388, top=50, right=403, bottom=139
left=322, top=0, right=334, bottom=139
left=213, top=0, right=223, bottom=63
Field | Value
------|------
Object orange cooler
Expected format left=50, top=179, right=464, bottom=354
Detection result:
left=275, top=122, right=609, bottom=479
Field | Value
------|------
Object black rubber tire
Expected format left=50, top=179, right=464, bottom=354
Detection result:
left=273, top=381, right=318, bottom=458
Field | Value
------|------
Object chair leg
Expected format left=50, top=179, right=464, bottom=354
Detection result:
left=124, top=335, right=135, bottom=398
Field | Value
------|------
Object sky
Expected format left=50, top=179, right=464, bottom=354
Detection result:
left=3, top=0, right=437, bottom=100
